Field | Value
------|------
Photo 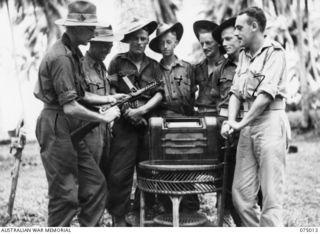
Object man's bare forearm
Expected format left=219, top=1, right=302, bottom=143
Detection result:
left=63, top=100, right=106, bottom=122
left=238, top=93, right=272, bottom=128
left=82, top=91, right=112, bottom=105
left=137, top=92, right=163, bottom=115
left=228, top=94, right=241, bottom=121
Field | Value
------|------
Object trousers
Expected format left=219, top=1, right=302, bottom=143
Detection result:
left=106, top=117, right=149, bottom=217
left=232, top=110, right=287, bottom=226
left=35, top=109, right=107, bottom=226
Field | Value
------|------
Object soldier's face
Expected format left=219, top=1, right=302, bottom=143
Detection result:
left=234, top=14, right=252, bottom=48
left=128, top=29, right=149, bottom=55
left=159, top=31, right=178, bottom=57
left=221, top=27, right=240, bottom=56
left=90, top=41, right=113, bottom=61
left=75, top=26, right=96, bottom=45
left=198, top=32, right=219, bottom=58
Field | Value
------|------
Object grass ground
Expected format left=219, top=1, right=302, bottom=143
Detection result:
left=0, top=132, right=319, bottom=227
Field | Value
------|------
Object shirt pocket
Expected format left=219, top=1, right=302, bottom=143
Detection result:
left=220, top=80, right=233, bottom=100
left=244, top=71, right=265, bottom=98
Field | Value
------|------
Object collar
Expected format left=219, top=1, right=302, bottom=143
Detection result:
left=199, top=55, right=224, bottom=67
left=85, top=52, right=106, bottom=69
left=160, top=55, right=184, bottom=70
left=224, top=55, right=237, bottom=67
left=62, top=33, right=83, bottom=59
left=120, top=52, right=151, bottom=71
left=119, top=52, right=148, bottom=64
left=243, top=36, right=273, bottom=60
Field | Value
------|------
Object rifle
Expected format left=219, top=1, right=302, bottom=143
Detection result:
left=7, top=119, right=26, bottom=218
left=71, top=81, right=162, bottom=144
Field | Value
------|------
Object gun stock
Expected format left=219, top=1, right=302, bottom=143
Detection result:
left=7, top=120, right=26, bottom=218
left=71, top=81, right=162, bottom=144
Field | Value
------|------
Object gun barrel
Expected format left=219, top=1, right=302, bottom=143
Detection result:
left=70, top=81, right=161, bottom=144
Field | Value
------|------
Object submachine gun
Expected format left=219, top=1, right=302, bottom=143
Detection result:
left=71, top=80, right=162, bottom=144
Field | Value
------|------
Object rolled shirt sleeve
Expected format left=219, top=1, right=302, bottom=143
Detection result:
left=51, top=55, right=79, bottom=106
left=256, top=49, right=287, bottom=99
left=230, top=68, right=242, bottom=100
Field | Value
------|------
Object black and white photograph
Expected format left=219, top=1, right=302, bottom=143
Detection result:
left=0, top=0, right=319, bottom=231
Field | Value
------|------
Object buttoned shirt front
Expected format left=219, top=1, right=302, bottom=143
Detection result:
left=215, top=57, right=237, bottom=110
left=194, top=57, right=225, bottom=109
left=108, top=52, right=163, bottom=102
left=230, top=37, right=287, bottom=101
left=34, top=33, right=85, bottom=106
left=82, top=52, right=110, bottom=96
left=159, top=57, right=196, bottom=115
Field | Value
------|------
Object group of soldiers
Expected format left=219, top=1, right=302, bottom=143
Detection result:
left=34, top=0, right=290, bottom=227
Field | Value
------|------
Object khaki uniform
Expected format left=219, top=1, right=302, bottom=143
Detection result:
left=157, top=57, right=199, bottom=212
left=34, top=34, right=107, bottom=227
left=81, top=52, right=111, bottom=165
left=107, top=52, right=163, bottom=217
left=159, top=57, right=197, bottom=116
left=194, top=58, right=224, bottom=115
left=230, top=37, right=289, bottom=227
left=212, top=57, right=241, bottom=226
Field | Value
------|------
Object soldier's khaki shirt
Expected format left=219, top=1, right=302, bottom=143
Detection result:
left=108, top=52, right=163, bottom=100
left=159, top=57, right=197, bottom=115
left=82, top=52, right=110, bottom=96
left=194, top=57, right=224, bottom=109
left=34, top=33, right=85, bottom=106
left=230, top=37, right=287, bottom=101
left=212, top=57, right=237, bottom=110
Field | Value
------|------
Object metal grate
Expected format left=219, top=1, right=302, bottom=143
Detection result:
left=137, top=161, right=223, bottom=195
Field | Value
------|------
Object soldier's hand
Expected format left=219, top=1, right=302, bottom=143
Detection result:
left=124, top=107, right=144, bottom=123
left=221, top=121, right=234, bottom=139
left=105, top=95, right=117, bottom=104
left=101, top=106, right=120, bottom=123
left=111, top=93, right=130, bottom=102
left=227, top=120, right=242, bottom=131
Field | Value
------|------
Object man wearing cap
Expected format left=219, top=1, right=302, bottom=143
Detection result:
left=81, top=26, right=125, bottom=167
left=193, top=20, right=225, bottom=116
left=106, top=18, right=163, bottom=226
left=212, top=17, right=242, bottom=226
left=221, top=7, right=289, bottom=226
left=149, top=22, right=199, bottom=213
left=34, top=1, right=122, bottom=226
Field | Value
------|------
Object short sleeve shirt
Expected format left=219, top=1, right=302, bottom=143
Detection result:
left=81, top=52, right=110, bottom=96
left=108, top=52, right=163, bottom=102
left=159, top=57, right=197, bottom=115
left=34, top=33, right=85, bottom=106
left=230, top=37, right=287, bottom=101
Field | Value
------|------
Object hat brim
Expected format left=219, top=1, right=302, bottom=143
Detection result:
left=149, top=22, right=184, bottom=54
left=90, top=33, right=124, bottom=42
left=55, top=19, right=105, bottom=27
left=193, top=20, right=218, bottom=40
left=121, top=20, right=158, bottom=43
left=213, top=17, right=236, bottom=43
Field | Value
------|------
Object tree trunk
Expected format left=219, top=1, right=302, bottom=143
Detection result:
left=297, top=0, right=309, bottom=128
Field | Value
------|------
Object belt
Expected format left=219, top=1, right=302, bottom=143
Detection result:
left=43, top=103, right=63, bottom=111
left=219, top=98, right=285, bottom=118
left=243, top=98, right=285, bottom=112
